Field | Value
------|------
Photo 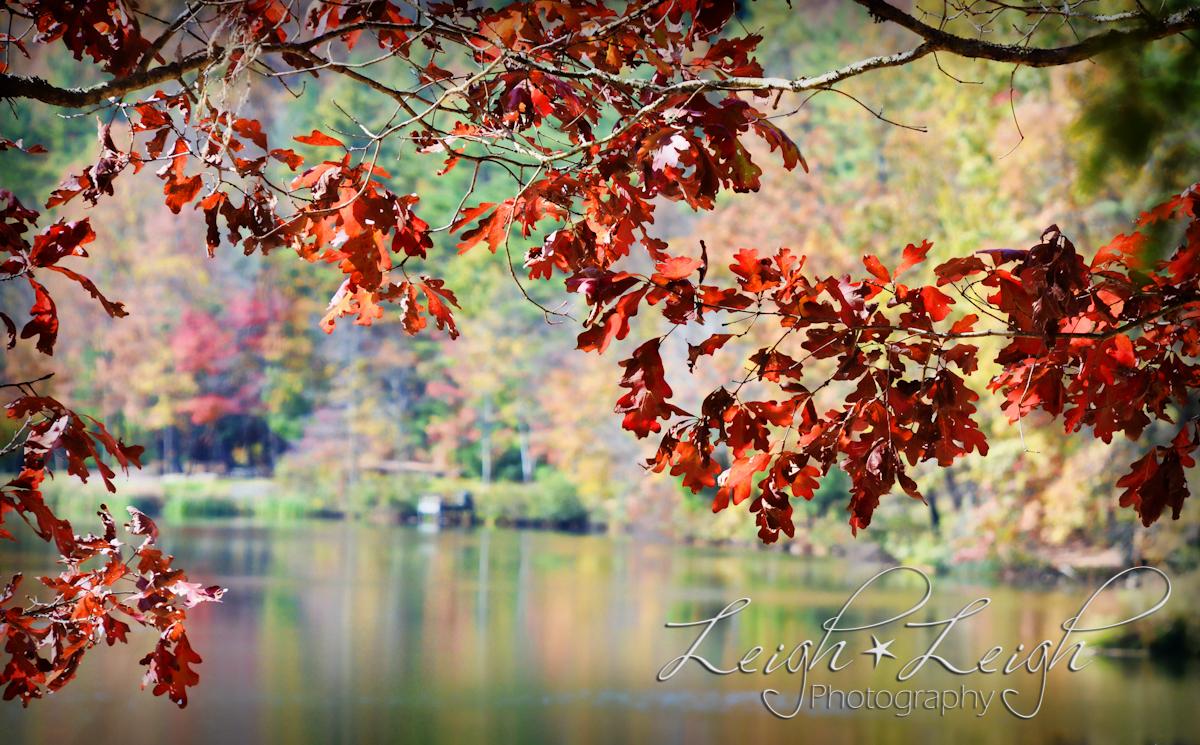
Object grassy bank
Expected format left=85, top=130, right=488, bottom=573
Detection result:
left=37, top=468, right=591, bottom=530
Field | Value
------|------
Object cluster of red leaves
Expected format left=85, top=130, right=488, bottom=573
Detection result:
left=4, top=1, right=1200, bottom=554
left=1, top=496, right=223, bottom=708
left=26, top=0, right=151, bottom=76
left=0, top=179, right=222, bottom=707
left=0, top=190, right=126, bottom=353
left=617, top=185, right=1200, bottom=540
left=18, top=0, right=795, bottom=350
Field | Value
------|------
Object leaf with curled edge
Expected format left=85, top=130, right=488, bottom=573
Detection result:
left=125, top=506, right=159, bottom=545
left=0, top=311, right=15, bottom=349
left=934, top=256, right=987, bottom=286
left=396, top=282, right=427, bottom=336
left=750, top=117, right=807, bottom=172
left=614, top=338, right=688, bottom=438
left=29, top=219, right=94, bottom=267
left=577, top=286, right=646, bottom=354
left=44, top=266, right=127, bottom=318
left=0, top=573, right=21, bottom=603
left=687, top=333, right=733, bottom=371
left=19, top=279, right=57, bottom=355
left=169, top=581, right=226, bottom=608
left=0, top=137, right=45, bottom=154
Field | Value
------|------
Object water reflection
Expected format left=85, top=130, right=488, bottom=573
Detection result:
left=2, top=523, right=1197, bottom=745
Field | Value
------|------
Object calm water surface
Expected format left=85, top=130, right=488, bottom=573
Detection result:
left=2, top=522, right=1197, bottom=744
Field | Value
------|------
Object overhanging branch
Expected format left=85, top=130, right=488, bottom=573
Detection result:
left=853, top=0, right=1200, bottom=67
left=1, top=3, right=1196, bottom=110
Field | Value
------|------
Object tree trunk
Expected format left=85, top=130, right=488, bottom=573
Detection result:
left=480, top=397, right=493, bottom=485
left=519, top=420, right=533, bottom=483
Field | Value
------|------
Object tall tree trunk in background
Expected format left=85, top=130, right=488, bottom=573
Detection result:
left=519, top=419, right=533, bottom=483
left=481, top=397, right=493, bottom=485
left=163, top=427, right=174, bottom=474
left=390, top=370, right=405, bottom=460
left=944, top=467, right=964, bottom=511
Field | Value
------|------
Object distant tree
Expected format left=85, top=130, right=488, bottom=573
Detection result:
left=1, top=0, right=1198, bottom=705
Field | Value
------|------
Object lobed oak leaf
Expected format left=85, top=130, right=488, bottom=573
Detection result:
left=950, top=314, right=979, bottom=334
left=919, top=286, right=955, bottom=322
left=730, top=248, right=780, bottom=293
left=1092, top=232, right=1148, bottom=270
left=232, top=119, right=268, bottom=150
left=1108, top=334, right=1138, bottom=369
left=1118, top=446, right=1191, bottom=527
left=655, top=256, right=703, bottom=281
left=715, top=451, right=771, bottom=511
left=163, top=175, right=203, bottom=214
left=19, top=279, right=57, bottom=355
left=140, top=634, right=202, bottom=708
left=420, top=279, right=460, bottom=339
left=895, top=239, right=933, bottom=278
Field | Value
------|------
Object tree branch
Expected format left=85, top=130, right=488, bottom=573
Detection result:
left=852, top=0, right=1200, bottom=67
left=0, top=53, right=212, bottom=108
left=3, top=2, right=1195, bottom=111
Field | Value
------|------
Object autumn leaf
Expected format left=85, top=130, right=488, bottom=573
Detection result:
left=614, top=338, right=687, bottom=438
left=293, top=130, right=345, bottom=147
left=862, top=255, right=890, bottom=282
left=895, top=239, right=933, bottom=278
left=687, top=333, right=733, bottom=371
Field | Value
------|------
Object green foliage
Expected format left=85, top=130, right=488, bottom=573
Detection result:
left=1072, top=37, right=1200, bottom=197
left=430, top=469, right=588, bottom=527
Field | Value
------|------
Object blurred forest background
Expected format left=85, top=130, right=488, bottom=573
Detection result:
left=3, top=0, right=1199, bottom=576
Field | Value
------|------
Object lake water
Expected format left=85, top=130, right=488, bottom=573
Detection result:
left=2, top=522, right=1197, bottom=744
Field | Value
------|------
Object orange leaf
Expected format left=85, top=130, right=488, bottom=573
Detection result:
left=862, top=255, right=890, bottom=282
left=950, top=313, right=978, bottom=334
left=895, top=239, right=933, bottom=278
left=293, top=130, right=345, bottom=147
